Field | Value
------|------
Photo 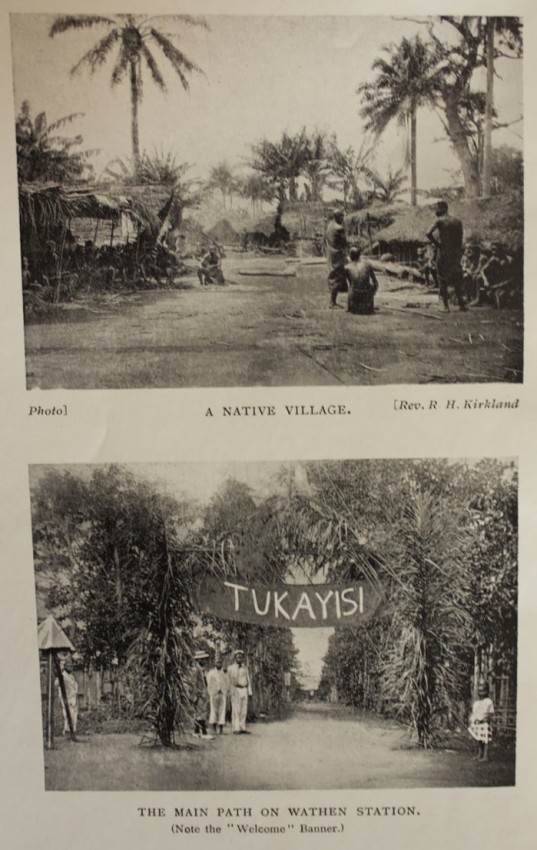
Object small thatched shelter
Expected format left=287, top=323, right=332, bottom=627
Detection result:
left=345, top=203, right=406, bottom=248
left=374, top=192, right=523, bottom=262
left=206, top=218, right=240, bottom=245
left=19, top=182, right=138, bottom=272
left=280, top=201, right=327, bottom=240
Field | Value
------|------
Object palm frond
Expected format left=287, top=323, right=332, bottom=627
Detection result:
left=71, top=29, right=120, bottom=76
left=50, top=15, right=116, bottom=37
left=111, top=44, right=130, bottom=86
left=141, top=44, right=166, bottom=90
left=149, top=29, right=203, bottom=89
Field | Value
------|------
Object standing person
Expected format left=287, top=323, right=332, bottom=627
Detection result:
left=188, top=651, right=213, bottom=739
left=426, top=200, right=467, bottom=312
left=325, top=210, right=348, bottom=309
left=344, top=247, right=379, bottom=314
left=227, top=649, right=253, bottom=735
left=207, top=655, right=229, bottom=735
left=469, top=683, right=494, bottom=761
left=56, top=657, right=78, bottom=737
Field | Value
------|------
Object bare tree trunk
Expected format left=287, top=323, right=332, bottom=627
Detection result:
left=444, top=99, right=480, bottom=198
left=410, top=106, right=417, bottom=206
left=289, top=175, right=298, bottom=202
left=113, top=544, right=123, bottom=613
left=482, top=19, right=495, bottom=196
left=130, top=60, right=140, bottom=176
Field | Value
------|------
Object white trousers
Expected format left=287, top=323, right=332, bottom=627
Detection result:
left=209, top=692, right=227, bottom=726
left=60, top=697, right=78, bottom=733
left=231, top=687, right=248, bottom=732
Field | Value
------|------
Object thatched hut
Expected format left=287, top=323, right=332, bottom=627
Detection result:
left=374, top=192, right=523, bottom=263
left=206, top=218, right=240, bottom=246
left=345, top=203, right=406, bottom=250
left=280, top=201, right=327, bottom=240
left=19, top=182, right=138, bottom=275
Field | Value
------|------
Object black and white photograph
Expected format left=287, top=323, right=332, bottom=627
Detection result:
left=12, top=14, right=523, bottom=389
left=31, top=458, right=517, bottom=790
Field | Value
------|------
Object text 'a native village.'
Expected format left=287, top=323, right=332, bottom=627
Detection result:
left=205, top=404, right=351, bottom=418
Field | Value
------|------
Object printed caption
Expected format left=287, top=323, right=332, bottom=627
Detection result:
left=136, top=804, right=420, bottom=837
left=28, top=404, right=68, bottom=417
left=394, top=398, right=519, bottom=411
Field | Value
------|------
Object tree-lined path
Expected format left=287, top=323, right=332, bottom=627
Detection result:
left=44, top=703, right=514, bottom=791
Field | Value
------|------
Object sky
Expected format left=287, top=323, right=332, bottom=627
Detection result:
left=11, top=14, right=523, bottom=200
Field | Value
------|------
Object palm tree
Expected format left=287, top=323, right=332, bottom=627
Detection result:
left=49, top=14, right=208, bottom=174
left=380, top=488, right=472, bottom=747
left=16, top=100, right=96, bottom=183
left=206, top=162, right=236, bottom=209
left=326, top=137, right=376, bottom=210
left=250, top=129, right=310, bottom=203
left=370, top=167, right=407, bottom=204
left=302, top=131, right=328, bottom=202
left=239, top=174, right=276, bottom=218
left=358, top=35, right=442, bottom=206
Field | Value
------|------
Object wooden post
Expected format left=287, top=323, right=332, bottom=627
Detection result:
left=53, top=654, right=76, bottom=740
left=54, top=224, right=67, bottom=304
left=93, top=220, right=100, bottom=254
left=45, top=651, right=54, bottom=749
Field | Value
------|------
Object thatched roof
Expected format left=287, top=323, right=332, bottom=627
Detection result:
left=281, top=202, right=327, bottom=239
left=206, top=218, right=240, bottom=244
left=37, top=615, right=74, bottom=651
left=19, top=182, right=139, bottom=243
left=249, top=213, right=277, bottom=237
left=375, top=192, right=523, bottom=250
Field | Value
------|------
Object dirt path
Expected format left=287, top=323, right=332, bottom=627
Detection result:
left=25, top=258, right=522, bottom=389
left=44, top=704, right=514, bottom=790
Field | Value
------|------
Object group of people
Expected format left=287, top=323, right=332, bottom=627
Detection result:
left=325, top=210, right=379, bottom=312
left=187, top=649, right=253, bottom=739
left=326, top=200, right=520, bottom=314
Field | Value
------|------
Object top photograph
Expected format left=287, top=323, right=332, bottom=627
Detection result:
left=11, top=14, right=523, bottom=389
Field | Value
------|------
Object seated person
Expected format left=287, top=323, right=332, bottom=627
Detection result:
left=198, top=245, right=225, bottom=286
left=478, top=242, right=514, bottom=307
left=344, top=246, right=379, bottom=314
left=417, top=245, right=437, bottom=288
left=461, top=243, right=482, bottom=303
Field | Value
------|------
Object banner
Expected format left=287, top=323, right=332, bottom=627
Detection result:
left=197, top=576, right=382, bottom=628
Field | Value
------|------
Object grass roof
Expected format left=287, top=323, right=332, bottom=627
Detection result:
left=375, top=192, right=523, bottom=250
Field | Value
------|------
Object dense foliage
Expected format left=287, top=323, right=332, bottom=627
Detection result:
left=291, top=459, right=517, bottom=746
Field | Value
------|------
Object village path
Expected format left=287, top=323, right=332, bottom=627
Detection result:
left=43, top=703, right=514, bottom=791
left=25, top=258, right=522, bottom=388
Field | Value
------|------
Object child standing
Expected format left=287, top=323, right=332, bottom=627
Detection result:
left=469, top=683, right=494, bottom=761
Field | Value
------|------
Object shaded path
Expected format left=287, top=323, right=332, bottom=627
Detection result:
left=44, top=704, right=514, bottom=790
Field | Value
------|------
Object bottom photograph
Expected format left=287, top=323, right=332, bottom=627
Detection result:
left=30, top=458, right=517, bottom=791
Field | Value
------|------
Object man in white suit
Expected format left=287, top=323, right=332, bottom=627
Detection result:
left=227, top=649, right=253, bottom=734
left=207, top=655, right=229, bottom=735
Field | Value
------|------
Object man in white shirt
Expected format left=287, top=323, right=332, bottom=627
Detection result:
left=57, top=657, right=78, bottom=737
left=227, top=649, right=253, bottom=735
left=207, top=656, right=229, bottom=735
